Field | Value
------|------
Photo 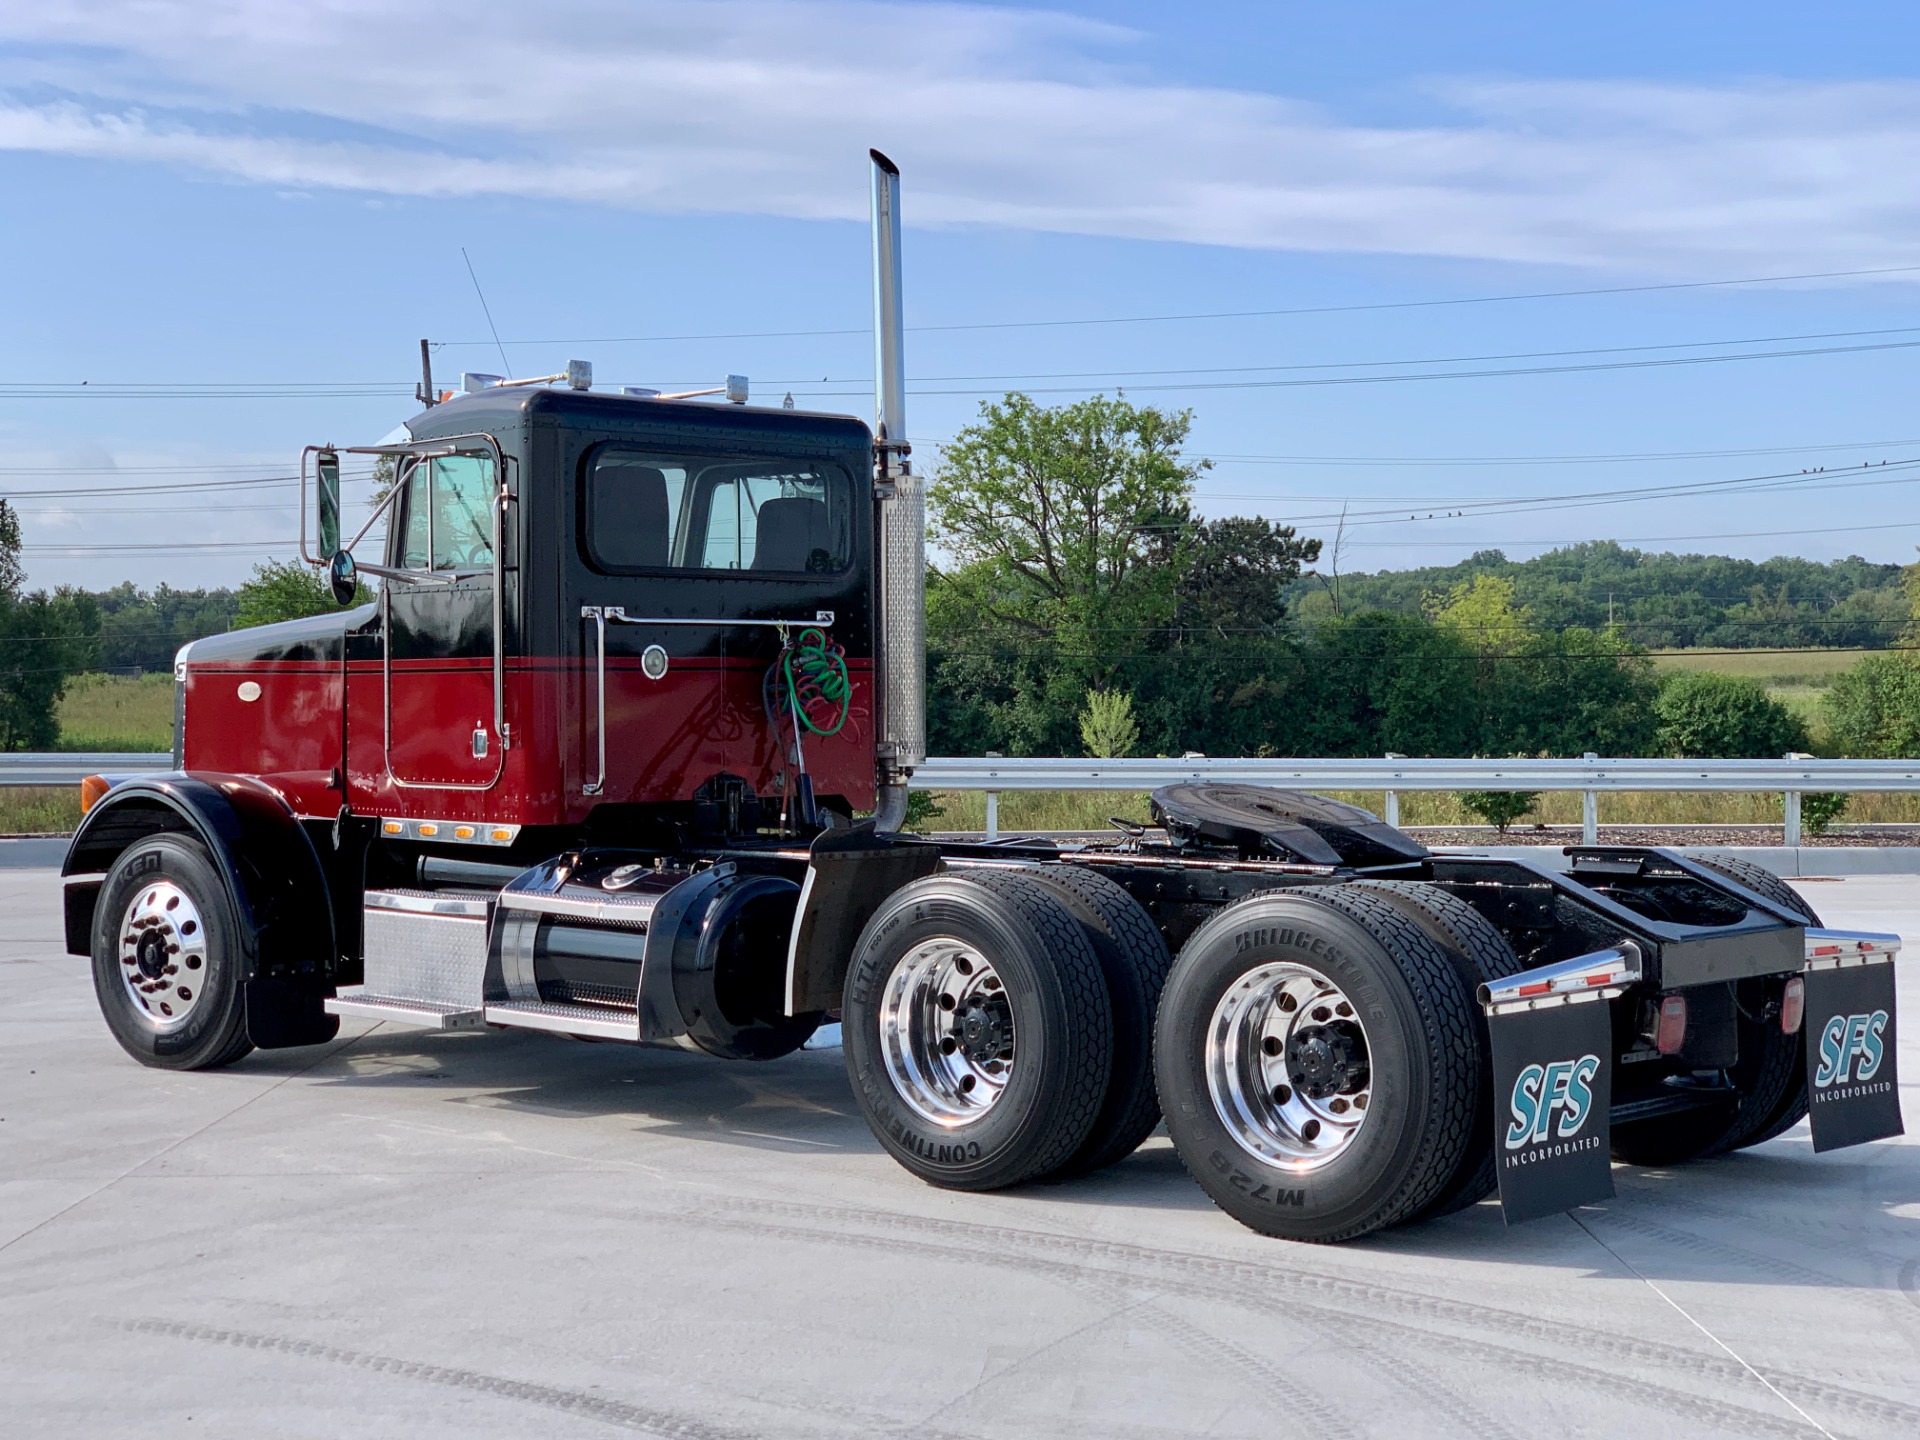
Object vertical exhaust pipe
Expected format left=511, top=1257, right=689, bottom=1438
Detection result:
left=871, top=149, right=924, bottom=831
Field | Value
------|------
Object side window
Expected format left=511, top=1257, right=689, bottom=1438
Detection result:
left=584, top=446, right=850, bottom=575
left=397, top=454, right=496, bottom=571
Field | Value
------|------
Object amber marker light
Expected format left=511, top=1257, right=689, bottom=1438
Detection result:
left=79, top=775, right=110, bottom=814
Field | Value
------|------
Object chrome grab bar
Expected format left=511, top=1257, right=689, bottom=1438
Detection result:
left=576, top=607, right=835, bottom=800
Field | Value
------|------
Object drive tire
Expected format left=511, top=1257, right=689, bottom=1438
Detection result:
left=92, top=834, right=254, bottom=1071
left=1154, top=886, right=1482, bottom=1242
left=972, top=864, right=1173, bottom=1179
left=1346, top=880, right=1525, bottom=1220
left=1610, top=854, right=1818, bottom=1165
left=843, top=872, right=1113, bottom=1191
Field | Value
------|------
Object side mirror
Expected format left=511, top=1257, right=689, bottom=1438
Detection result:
left=316, top=448, right=343, bottom=560
left=328, top=549, right=358, bottom=606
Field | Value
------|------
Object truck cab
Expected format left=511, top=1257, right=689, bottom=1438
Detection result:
left=175, top=386, right=881, bottom=836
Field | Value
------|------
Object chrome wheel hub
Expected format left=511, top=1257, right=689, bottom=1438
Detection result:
left=879, top=938, right=1014, bottom=1127
left=1208, top=961, right=1372, bottom=1171
left=116, top=882, right=209, bottom=1032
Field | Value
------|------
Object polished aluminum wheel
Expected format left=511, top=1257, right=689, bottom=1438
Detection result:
left=879, top=937, right=1014, bottom=1126
left=116, top=881, right=210, bottom=1032
left=1208, top=961, right=1372, bottom=1171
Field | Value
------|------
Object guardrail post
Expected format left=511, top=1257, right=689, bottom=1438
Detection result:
left=1383, top=753, right=1404, bottom=828
left=1581, top=752, right=1598, bottom=845
left=1782, top=751, right=1811, bottom=848
left=984, top=752, right=1001, bottom=841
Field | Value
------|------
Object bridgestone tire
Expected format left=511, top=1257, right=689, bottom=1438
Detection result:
left=1346, top=880, right=1524, bottom=1220
left=92, top=834, right=254, bottom=1071
left=972, top=864, right=1173, bottom=1179
left=1610, top=855, right=1819, bottom=1166
left=842, top=872, right=1113, bottom=1191
left=1154, top=886, right=1482, bottom=1242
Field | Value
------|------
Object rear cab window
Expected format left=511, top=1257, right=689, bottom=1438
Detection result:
left=584, top=447, right=852, bottom=576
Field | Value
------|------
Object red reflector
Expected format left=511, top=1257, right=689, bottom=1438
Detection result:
left=1655, top=995, right=1688, bottom=1055
left=1781, top=976, right=1805, bottom=1036
left=1517, top=981, right=1552, bottom=997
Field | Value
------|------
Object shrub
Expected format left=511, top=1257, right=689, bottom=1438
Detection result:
left=1459, top=790, right=1538, bottom=833
left=1654, top=670, right=1808, bottom=758
left=1078, top=688, right=1140, bottom=758
left=1824, top=654, right=1920, bottom=758
left=1799, top=791, right=1849, bottom=835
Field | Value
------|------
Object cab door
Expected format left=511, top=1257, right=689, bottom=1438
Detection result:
left=379, top=451, right=506, bottom=791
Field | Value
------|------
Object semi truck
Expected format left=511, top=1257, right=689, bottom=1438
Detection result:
left=63, top=154, right=1902, bottom=1242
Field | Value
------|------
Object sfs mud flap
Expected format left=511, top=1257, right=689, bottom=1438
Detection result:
left=1488, top=998, right=1614, bottom=1224
left=1805, top=959, right=1903, bottom=1152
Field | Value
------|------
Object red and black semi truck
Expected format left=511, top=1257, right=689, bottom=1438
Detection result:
left=63, top=154, right=1902, bottom=1241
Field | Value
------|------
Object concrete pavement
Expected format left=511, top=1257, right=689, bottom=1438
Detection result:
left=2, top=868, right=1916, bottom=1438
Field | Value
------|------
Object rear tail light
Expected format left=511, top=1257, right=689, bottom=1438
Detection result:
left=79, top=774, right=110, bottom=815
left=1781, top=976, right=1806, bottom=1036
left=1654, top=994, right=1688, bottom=1055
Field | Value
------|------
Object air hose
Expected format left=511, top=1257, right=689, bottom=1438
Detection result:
left=765, top=627, right=850, bottom=738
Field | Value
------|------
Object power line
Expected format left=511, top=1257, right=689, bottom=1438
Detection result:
left=1205, top=436, right=1920, bottom=468
left=438, top=260, right=1920, bottom=347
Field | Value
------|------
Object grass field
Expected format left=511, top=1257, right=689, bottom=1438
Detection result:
left=1649, top=647, right=1867, bottom=685
left=55, top=673, right=174, bottom=752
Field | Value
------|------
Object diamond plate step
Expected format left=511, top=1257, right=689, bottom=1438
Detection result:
left=484, top=999, right=640, bottom=1042
left=325, top=989, right=485, bottom=1030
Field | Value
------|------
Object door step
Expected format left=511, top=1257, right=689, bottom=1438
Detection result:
left=484, top=999, right=640, bottom=1042
left=326, top=989, right=485, bottom=1031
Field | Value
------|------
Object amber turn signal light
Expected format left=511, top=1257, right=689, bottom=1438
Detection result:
left=79, top=774, right=110, bottom=815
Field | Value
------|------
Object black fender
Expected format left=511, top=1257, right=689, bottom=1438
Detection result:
left=63, top=773, right=341, bottom=1049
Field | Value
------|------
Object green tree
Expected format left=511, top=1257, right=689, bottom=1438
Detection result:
left=927, top=393, right=1205, bottom=754
left=1078, top=688, right=1140, bottom=758
left=0, top=501, right=100, bottom=749
left=233, top=559, right=372, bottom=629
left=1653, top=670, right=1809, bottom=757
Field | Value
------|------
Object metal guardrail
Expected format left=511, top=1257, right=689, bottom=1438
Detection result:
left=0, top=753, right=170, bottom=786
left=8, top=751, right=1916, bottom=847
left=911, top=754, right=1920, bottom=846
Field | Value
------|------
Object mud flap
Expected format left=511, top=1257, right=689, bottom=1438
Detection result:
left=1804, top=958, right=1902, bottom=1152
left=1487, top=998, right=1615, bottom=1224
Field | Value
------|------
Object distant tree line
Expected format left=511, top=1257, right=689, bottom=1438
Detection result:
left=1298, top=542, right=1906, bottom=651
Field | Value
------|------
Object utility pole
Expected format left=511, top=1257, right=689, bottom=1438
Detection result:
left=415, top=338, right=436, bottom=407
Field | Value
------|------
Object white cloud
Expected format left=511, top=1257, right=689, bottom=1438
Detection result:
left=4, top=1, right=1920, bottom=273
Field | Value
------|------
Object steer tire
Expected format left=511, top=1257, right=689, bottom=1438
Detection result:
left=1346, top=880, right=1525, bottom=1221
left=1611, top=855, right=1818, bottom=1166
left=842, top=871, right=1113, bottom=1192
left=1154, top=885, right=1482, bottom=1243
left=92, top=834, right=254, bottom=1071
left=973, top=864, right=1173, bottom=1180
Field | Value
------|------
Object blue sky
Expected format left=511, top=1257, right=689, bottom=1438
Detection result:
left=5, top=1, right=1920, bottom=591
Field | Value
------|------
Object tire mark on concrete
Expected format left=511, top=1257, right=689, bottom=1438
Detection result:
left=1072, top=1276, right=1359, bottom=1440
left=126, top=1319, right=759, bottom=1440
left=695, top=1199, right=1920, bottom=1437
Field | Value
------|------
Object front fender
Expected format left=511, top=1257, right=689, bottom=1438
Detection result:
left=64, top=773, right=340, bottom=1048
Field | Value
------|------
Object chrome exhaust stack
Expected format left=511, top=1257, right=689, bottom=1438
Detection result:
left=871, top=149, right=924, bottom=830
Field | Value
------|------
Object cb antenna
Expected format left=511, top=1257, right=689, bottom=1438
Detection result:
left=461, top=247, right=513, bottom=375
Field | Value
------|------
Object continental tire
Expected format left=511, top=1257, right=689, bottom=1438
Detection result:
left=1154, top=886, right=1481, bottom=1242
left=842, top=872, right=1113, bottom=1191
left=1611, top=855, right=1819, bottom=1165
left=92, top=834, right=254, bottom=1071
left=1346, top=880, right=1523, bottom=1220
left=973, top=864, right=1172, bottom=1179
